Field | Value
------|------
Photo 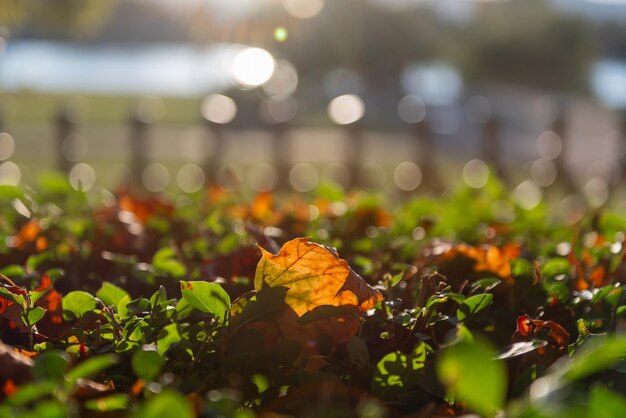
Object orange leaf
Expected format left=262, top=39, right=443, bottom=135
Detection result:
left=13, top=219, right=42, bottom=249
left=442, top=243, right=513, bottom=279
left=255, top=238, right=381, bottom=317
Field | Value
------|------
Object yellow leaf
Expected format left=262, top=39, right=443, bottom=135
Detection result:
left=255, top=238, right=381, bottom=317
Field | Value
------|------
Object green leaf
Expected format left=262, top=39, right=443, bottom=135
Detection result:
left=7, top=382, right=56, bottom=406
left=153, top=247, right=187, bottom=278
left=470, top=278, right=501, bottom=293
left=541, top=258, right=570, bottom=278
left=0, top=265, right=27, bottom=278
left=0, top=286, right=26, bottom=306
left=180, top=281, right=230, bottom=322
left=96, top=282, right=129, bottom=308
left=29, top=288, right=50, bottom=305
left=588, top=385, right=626, bottom=418
left=347, top=336, right=369, bottom=368
left=23, top=306, right=46, bottom=326
left=135, top=389, right=194, bottom=418
left=85, top=394, right=130, bottom=412
left=457, top=293, right=493, bottom=322
left=132, top=348, right=165, bottom=381
left=150, top=285, right=168, bottom=308
left=65, top=354, right=118, bottom=385
left=371, top=343, right=427, bottom=400
left=157, top=323, right=181, bottom=355
left=565, top=337, right=626, bottom=381
left=437, top=339, right=506, bottom=418
left=117, top=295, right=131, bottom=318
left=62, top=290, right=97, bottom=320
left=33, top=351, right=69, bottom=382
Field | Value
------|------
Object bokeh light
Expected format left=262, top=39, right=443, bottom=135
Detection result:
left=530, top=159, right=557, bottom=187
left=263, top=60, right=298, bottom=98
left=62, top=133, right=88, bottom=162
left=397, top=95, right=426, bottom=124
left=0, top=132, right=15, bottom=161
left=393, top=161, right=422, bottom=191
left=0, top=162, right=21, bottom=186
left=289, top=163, right=319, bottom=192
left=231, top=47, right=275, bottom=88
left=281, top=0, right=325, bottom=19
left=69, top=163, right=96, bottom=191
left=465, top=95, right=492, bottom=124
left=142, top=163, right=170, bottom=192
left=536, top=131, right=563, bottom=160
left=260, top=97, right=298, bottom=124
left=215, top=164, right=243, bottom=191
left=583, top=177, right=609, bottom=208
left=201, top=94, right=237, bottom=124
left=513, top=180, right=542, bottom=210
left=246, top=163, right=277, bottom=192
left=273, top=27, right=288, bottom=42
left=177, top=164, right=205, bottom=193
left=328, top=94, right=365, bottom=125
left=462, top=159, right=490, bottom=189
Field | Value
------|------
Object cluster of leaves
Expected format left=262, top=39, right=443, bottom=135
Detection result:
left=1, top=173, right=626, bottom=418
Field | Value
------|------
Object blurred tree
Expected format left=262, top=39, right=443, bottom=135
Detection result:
left=0, top=0, right=26, bottom=28
left=2, top=0, right=118, bottom=39
left=455, top=0, right=596, bottom=93
left=279, top=0, right=443, bottom=88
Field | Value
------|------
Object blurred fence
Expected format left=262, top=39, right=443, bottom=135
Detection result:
left=0, top=95, right=624, bottom=206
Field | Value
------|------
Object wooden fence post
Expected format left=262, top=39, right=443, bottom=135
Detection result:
left=413, top=117, right=440, bottom=191
left=551, top=102, right=575, bottom=192
left=55, top=104, right=76, bottom=174
left=482, top=117, right=507, bottom=183
left=345, top=122, right=364, bottom=189
left=129, top=107, right=151, bottom=187
left=272, top=121, right=291, bottom=191
left=203, top=119, right=224, bottom=186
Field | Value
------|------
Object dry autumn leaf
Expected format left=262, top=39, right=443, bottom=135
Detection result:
left=441, top=243, right=514, bottom=280
left=254, top=238, right=382, bottom=317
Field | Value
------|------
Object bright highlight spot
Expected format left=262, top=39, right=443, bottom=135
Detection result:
left=201, top=94, right=237, bottom=124
left=328, top=94, right=365, bottom=125
left=231, top=47, right=275, bottom=88
left=282, top=0, right=324, bottom=19
left=273, top=27, right=288, bottom=42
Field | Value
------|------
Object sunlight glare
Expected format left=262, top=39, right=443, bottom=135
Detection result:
left=231, top=47, right=275, bottom=88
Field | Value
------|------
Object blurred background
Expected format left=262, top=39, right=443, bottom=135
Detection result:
left=1, top=0, right=626, bottom=207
